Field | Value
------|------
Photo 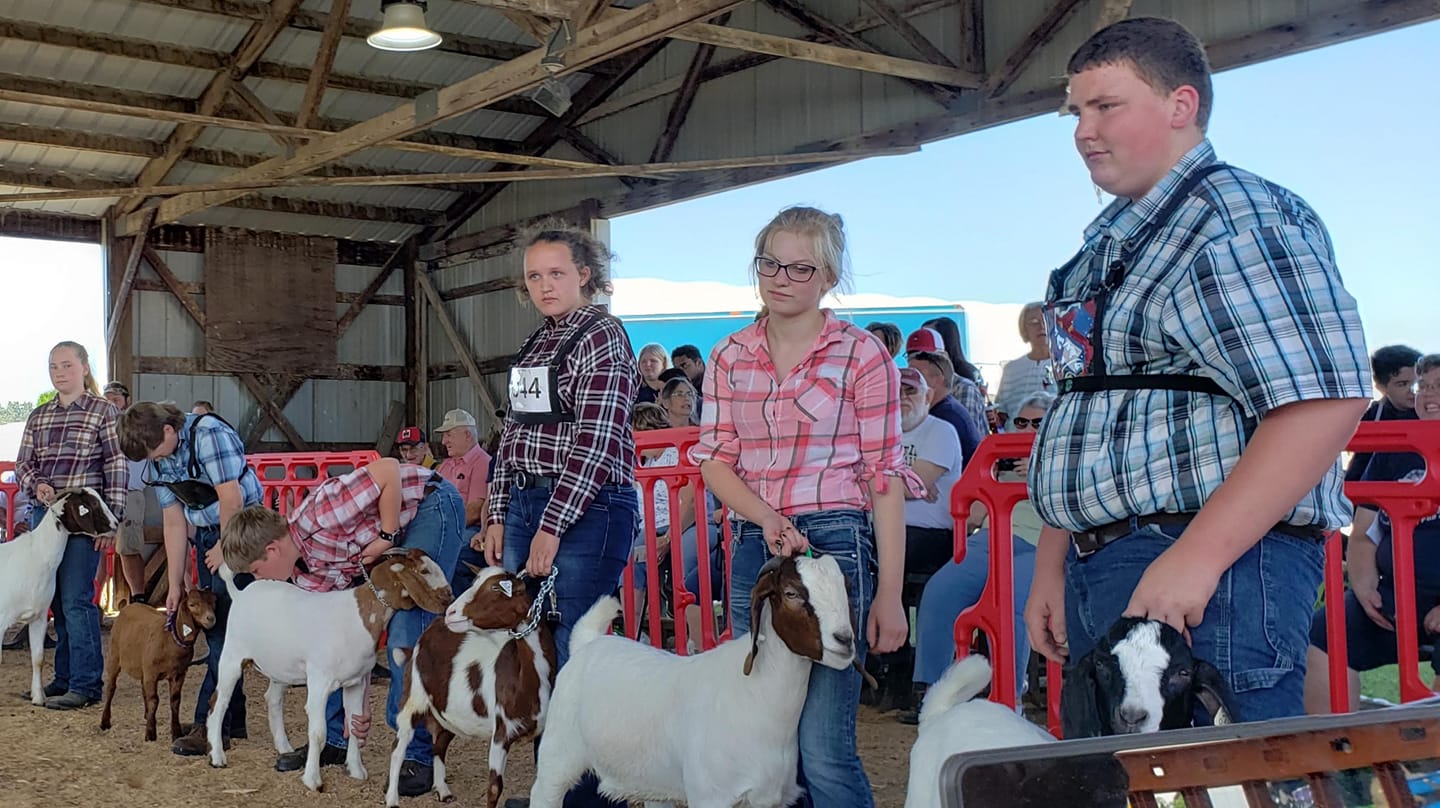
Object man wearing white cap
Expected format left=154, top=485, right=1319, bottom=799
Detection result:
left=435, top=409, right=491, bottom=594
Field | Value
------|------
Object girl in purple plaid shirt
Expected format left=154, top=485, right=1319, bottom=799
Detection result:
left=15, top=340, right=126, bottom=711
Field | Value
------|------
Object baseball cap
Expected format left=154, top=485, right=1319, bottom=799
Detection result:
left=397, top=426, right=425, bottom=446
left=898, top=367, right=926, bottom=391
left=905, top=327, right=943, bottom=354
left=434, top=409, right=477, bottom=433
left=103, top=381, right=130, bottom=397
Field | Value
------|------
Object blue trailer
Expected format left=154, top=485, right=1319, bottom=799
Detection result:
left=619, top=304, right=969, bottom=361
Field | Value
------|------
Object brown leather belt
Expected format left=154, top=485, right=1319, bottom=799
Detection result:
left=1072, top=513, right=1326, bottom=558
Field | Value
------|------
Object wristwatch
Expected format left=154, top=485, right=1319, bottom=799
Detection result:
left=379, top=528, right=401, bottom=544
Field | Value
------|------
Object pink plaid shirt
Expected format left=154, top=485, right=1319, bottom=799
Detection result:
left=287, top=464, right=435, bottom=592
left=692, top=310, right=924, bottom=516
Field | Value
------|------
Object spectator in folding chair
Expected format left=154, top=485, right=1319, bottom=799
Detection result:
left=15, top=341, right=126, bottom=710
left=117, top=402, right=263, bottom=752
left=220, top=457, right=464, bottom=796
left=1305, top=354, right=1440, bottom=713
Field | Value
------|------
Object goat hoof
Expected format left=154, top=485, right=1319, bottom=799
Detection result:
left=439, top=795, right=456, bottom=803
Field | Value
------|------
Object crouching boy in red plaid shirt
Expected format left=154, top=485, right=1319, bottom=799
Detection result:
left=221, top=457, right=463, bottom=797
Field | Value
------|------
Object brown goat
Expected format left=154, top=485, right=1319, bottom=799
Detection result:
left=100, top=589, right=219, bottom=741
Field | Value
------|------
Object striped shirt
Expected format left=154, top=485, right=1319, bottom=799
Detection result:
left=147, top=413, right=263, bottom=527
left=288, top=463, right=434, bottom=592
left=953, top=375, right=990, bottom=437
left=488, top=305, right=639, bottom=537
left=692, top=310, right=925, bottom=516
left=16, top=393, right=127, bottom=516
left=1029, top=141, right=1370, bottom=533
left=995, top=354, right=1054, bottom=419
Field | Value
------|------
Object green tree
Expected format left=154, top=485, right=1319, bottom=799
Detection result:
left=36, top=391, right=56, bottom=409
left=0, top=400, right=34, bottom=425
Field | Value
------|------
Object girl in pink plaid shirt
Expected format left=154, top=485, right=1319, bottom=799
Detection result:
left=693, top=207, right=923, bottom=808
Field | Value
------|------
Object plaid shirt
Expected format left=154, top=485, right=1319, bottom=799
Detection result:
left=147, top=413, right=263, bottom=527
left=1029, top=141, right=1370, bottom=533
left=488, top=305, right=639, bottom=537
left=692, top=310, right=924, bottom=516
left=288, top=463, right=434, bottom=592
left=953, top=375, right=990, bottom=438
left=16, top=393, right=127, bottom=516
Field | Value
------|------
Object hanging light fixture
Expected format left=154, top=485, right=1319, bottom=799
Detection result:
left=367, top=0, right=442, bottom=52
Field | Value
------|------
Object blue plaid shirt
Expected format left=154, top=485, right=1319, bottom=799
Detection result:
left=147, top=413, right=263, bottom=527
left=1029, top=141, right=1370, bottom=533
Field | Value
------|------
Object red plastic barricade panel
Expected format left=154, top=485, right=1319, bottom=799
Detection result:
left=246, top=451, right=381, bottom=515
left=0, top=460, right=18, bottom=540
left=623, top=427, right=731, bottom=655
left=948, top=420, right=1440, bottom=738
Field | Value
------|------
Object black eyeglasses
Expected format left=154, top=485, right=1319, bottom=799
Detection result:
left=754, top=256, right=819, bottom=283
left=1012, top=416, right=1043, bottom=429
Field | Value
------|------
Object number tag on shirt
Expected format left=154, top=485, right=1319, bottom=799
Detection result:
left=509, top=366, right=555, bottom=414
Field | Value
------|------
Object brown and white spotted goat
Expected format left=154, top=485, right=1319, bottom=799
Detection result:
left=386, top=565, right=557, bottom=808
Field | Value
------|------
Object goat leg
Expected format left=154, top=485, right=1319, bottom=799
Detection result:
left=300, top=683, right=330, bottom=792
left=142, top=671, right=160, bottom=743
left=385, top=708, right=420, bottom=807
left=434, top=724, right=457, bottom=804
left=168, top=671, right=186, bottom=741
left=340, top=682, right=368, bottom=781
left=99, top=652, right=121, bottom=730
left=27, top=619, right=46, bottom=706
left=484, top=727, right=511, bottom=808
left=265, top=681, right=292, bottom=753
left=207, top=657, right=243, bottom=769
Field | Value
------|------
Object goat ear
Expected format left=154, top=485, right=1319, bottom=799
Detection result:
left=462, top=561, right=484, bottom=577
left=1192, top=660, right=1239, bottom=726
left=1059, top=654, right=1105, bottom=739
left=396, top=562, right=453, bottom=614
left=742, top=557, right=787, bottom=676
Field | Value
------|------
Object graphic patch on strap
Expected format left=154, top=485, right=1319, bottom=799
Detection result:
left=1046, top=300, right=1097, bottom=382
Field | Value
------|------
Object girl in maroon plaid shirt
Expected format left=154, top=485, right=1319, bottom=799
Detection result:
left=15, top=341, right=126, bottom=711
left=482, top=222, right=640, bottom=808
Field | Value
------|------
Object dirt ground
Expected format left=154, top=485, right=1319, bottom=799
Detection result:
left=0, top=631, right=918, bottom=808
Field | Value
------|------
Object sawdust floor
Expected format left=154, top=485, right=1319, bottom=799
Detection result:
left=0, top=631, right=917, bottom=807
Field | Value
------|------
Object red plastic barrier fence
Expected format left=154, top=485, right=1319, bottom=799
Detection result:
left=623, top=427, right=730, bottom=654
left=0, top=460, right=18, bottom=540
left=245, top=451, right=381, bottom=514
left=949, top=420, right=1440, bottom=737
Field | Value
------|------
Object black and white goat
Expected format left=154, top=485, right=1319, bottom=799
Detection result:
left=0, top=488, right=118, bottom=705
left=528, top=554, right=857, bottom=808
left=1061, top=616, right=1238, bottom=738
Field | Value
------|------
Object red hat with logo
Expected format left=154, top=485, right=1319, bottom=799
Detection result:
left=397, top=426, right=426, bottom=446
left=905, top=327, right=944, bottom=354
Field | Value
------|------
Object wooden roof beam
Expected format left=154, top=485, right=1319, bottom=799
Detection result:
left=958, top=0, right=985, bottom=73
left=296, top=0, right=351, bottom=129
left=985, top=0, right=1088, bottom=98
left=857, top=0, right=956, bottom=68
left=115, top=0, right=748, bottom=236
left=670, top=22, right=982, bottom=87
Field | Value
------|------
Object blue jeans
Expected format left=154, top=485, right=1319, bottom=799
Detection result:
left=323, top=481, right=465, bottom=764
left=503, top=483, right=636, bottom=808
left=193, top=524, right=246, bottom=733
left=31, top=507, right=104, bottom=700
left=1064, top=522, right=1324, bottom=722
left=730, top=509, right=877, bottom=808
left=451, top=526, right=485, bottom=597
left=633, top=522, right=721, bottom=596
left=914, top=530, right=1036, bottom=690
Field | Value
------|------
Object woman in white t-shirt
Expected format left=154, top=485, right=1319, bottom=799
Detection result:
left=994, top=302, right=1055, bottom=425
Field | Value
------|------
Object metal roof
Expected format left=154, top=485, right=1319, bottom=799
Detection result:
left=0, top=0, right=1435, bottom=247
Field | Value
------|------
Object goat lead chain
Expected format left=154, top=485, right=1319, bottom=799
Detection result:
left=361, top=561, right=397, bottom=611
left=509, top=564, right=561, bottom=640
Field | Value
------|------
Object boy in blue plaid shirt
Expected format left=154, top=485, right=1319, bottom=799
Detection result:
left=1023, top=17, right=1371, bottom=722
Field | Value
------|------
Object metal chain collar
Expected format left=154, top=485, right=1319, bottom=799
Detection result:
left=361, top=558, right=398, bottom=611
left=509, top=564, right=561, bottom=640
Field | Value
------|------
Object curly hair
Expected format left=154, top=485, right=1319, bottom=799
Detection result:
left=518, top=220, right=614, bottom=300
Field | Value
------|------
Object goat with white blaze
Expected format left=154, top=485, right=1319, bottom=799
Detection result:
left=904, top=655, right=1056, bottom=808
left=528, top=554, right=857, bottom=808
left=387, top=565, right=557, bottom=808
left=1061, top=617, right=1238, bottom=738
left=0, top=488, right=117, bottom=706
left=206, top=548, right=453, bottom=792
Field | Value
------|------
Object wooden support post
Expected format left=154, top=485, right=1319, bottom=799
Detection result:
left=404, top=242, right=427, bottom=428
left=414, top=268, right=502, bottom=420
left=105, top=208, right=157, bottom=352
left=102, top=218, right=134, bottom=392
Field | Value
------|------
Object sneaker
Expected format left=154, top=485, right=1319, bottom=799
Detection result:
left=275, top=743, right=347, bottom=773
left=21, top=682, right=67, bottom=701
left=44, top=691, right=100, bottom=710
left=172, top=723, right=229, bottom=756
left=396, top=760, right=433, bottom=798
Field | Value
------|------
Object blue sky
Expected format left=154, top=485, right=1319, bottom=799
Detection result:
left=610, top=19, right=1440, bottom=354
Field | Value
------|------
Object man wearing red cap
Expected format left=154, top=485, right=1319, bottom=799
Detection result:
left=395, top=426, right=438, bottom=469
left=906, top=327, right=988, bottom=437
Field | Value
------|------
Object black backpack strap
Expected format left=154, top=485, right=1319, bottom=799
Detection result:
left=186, top=412, right=236, bottom=479
left=1058, top=374, right=1229, bottom=397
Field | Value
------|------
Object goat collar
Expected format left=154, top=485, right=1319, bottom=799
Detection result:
left=165, top=609, right=196, bottom=650
left=509, top=565, right=561, bottom=640
left=360, top=558, right=398, bottom=612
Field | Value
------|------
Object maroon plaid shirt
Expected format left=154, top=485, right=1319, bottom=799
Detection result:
left=16, top=393, right=127, bottom=516
left=488, top=305, right=638, bottom=536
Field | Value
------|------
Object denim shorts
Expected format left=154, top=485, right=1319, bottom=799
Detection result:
left=1064, top=522, right=1324, bottom=722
